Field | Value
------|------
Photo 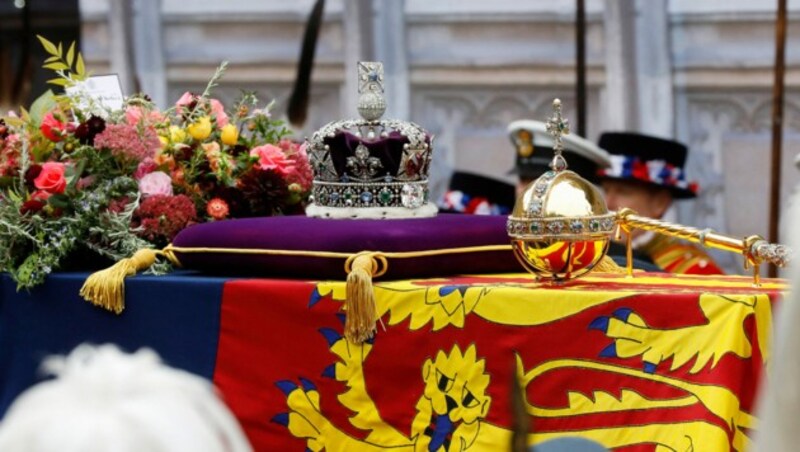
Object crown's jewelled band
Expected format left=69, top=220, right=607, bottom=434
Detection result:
left=312, top=180, right=429, bottom=209
left=506, top=213, right=617, bottom=239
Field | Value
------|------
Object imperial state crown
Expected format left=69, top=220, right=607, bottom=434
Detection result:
left=305, top=62, right=436, bottom=219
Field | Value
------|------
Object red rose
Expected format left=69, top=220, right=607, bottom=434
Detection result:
left=40, top=112, right=67, bottom=142
left=19, top=199, right=45, bottom=215
left=24, top=164, right=42, bottom=189
left=33, top=162, right=67, bottom=194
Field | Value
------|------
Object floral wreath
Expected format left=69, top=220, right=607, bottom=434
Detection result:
left=0, top=36, right=312, bottom=289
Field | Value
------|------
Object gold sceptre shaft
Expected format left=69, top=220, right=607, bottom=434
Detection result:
left=616, top=208, right=791, bottom=286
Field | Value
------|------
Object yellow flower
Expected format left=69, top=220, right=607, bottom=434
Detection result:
left=158, top=135, right=169, bottom=151
left=187, top=116, right=212, bottom=141
left=220, top=124, right=239, bottom=146
left=169, top=125, right=187, bottom=144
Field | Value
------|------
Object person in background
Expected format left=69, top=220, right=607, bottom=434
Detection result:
left=596, top=132, right=723, bottom=275
left=507, top=119, right=612, bottom=197
left=439, top=171, right=516, bottom=215
left=0, top=344, right=253, bottom=452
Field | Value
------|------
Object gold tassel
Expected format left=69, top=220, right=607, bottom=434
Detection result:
left=79, top=248, right=160, bottom=314
left=592, top=255, right=626, bottom=274
left=344, top=253, right=384, bottom=344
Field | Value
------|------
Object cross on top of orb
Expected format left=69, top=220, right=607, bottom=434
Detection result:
left=545, top=98, right=571, bottom=171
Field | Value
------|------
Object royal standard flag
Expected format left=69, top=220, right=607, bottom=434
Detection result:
left=212, top=273, right=784, bottom=451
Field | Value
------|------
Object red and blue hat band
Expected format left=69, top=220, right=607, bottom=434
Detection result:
left=439, top=190, right=511, bottom=215
left=598, top=155, right=698, bottom=195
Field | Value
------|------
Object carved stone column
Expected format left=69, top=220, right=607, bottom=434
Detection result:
left=635, top=0, right=673, bottom=137
left=374, top=0, right=409, bottom=120
left=133, top=0, right=167, bottom=107
left=108, top=0, right=136, bottom=95
left=342, top=0, right=375, bottom=117
left=602, top=0, right=638, bottom=131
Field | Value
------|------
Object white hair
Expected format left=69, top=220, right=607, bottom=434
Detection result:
left=0, top=344, right=252, bottom=452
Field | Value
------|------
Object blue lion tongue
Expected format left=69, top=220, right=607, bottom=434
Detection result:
left=428, top=414, right=454, bottom=451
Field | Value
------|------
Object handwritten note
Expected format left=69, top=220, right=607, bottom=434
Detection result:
left=65, top=74, right=125, bottom=112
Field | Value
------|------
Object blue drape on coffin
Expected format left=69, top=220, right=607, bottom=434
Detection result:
left=0, top=272, right=226, bottom=418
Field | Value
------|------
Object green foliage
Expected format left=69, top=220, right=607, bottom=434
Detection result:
left=36, top=35, right=88, bottom=87
left=28, top=90, right=57, bottom=127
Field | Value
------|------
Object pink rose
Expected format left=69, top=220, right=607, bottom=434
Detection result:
left=175, top=91, right=194, bottom=111
left=125, top=106, right=165, bottom=127
left=250, top=144, right=295, bottom=176
left=40, top=112, right=67, bottom=142
left=125, top=106, right=145, bottom=126
left=5, top=133, right=19, bottom=147
left=286, top=142, right=313, bottom=191
left=138, top=171, right=174, bottom=197
left=134, top=157, right=158, bottom=180
left=31, top=190, right=52, bottom=202
left=33, top=162, right=67, bottom=194
left=209, top=99, right=229, bottom=127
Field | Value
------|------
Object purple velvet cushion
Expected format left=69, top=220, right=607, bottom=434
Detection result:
left=171, top=214, right=519, bottom=279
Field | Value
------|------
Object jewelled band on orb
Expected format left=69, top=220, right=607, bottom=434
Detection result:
left=506, top=213, right=617, bottom=239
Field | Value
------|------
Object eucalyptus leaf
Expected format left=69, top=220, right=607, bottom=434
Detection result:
left=76, top=54, right=86, bottom=78
left=43, top=62, right=69, bottom=71
left=36, top=35, right=58, bottom=56
left=66, top=42, right=75, bottom=67
left=3, top=116, right=24, bottom=127
left=28, top=90, right=57, bottom=127
left=46, top=78, right=69, bottom=87
left=7, top=190, right=22, bottom=203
